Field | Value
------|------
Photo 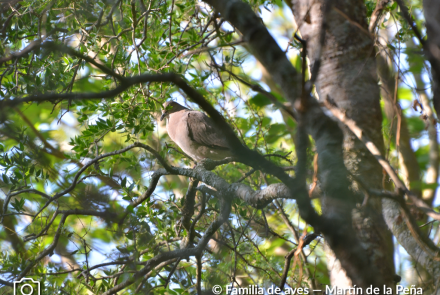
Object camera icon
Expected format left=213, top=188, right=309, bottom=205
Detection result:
left=13, top=278, right=40, bottom=295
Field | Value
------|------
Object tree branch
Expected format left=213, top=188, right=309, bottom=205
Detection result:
left=369, top=0, right=391, bottom=33
left=324, top=99, right=440, bottom=222
left=101, top=196, right=232, bottom=295
left=203, top=0, right=388, bottom=287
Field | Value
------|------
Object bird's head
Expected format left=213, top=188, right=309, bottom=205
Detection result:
left=160, top=101, right=188, bottom=121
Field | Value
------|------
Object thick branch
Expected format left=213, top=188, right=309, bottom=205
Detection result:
left=324, top=100, right=440, bottom=222
left=204, top=0, right=387, bottom=288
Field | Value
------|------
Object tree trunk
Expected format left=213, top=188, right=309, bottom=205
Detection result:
left=286, top=0, right=396, bottom=287
left=423, top=0, right=440, bottom=117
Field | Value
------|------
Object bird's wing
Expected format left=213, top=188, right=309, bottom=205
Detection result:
left=186, top=111, right=230, bottom=150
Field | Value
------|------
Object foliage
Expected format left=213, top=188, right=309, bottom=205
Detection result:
left=0, top=0, right=438, bottom=294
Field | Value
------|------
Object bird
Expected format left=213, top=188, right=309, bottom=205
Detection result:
left=160, top=101, right=233, bottom=161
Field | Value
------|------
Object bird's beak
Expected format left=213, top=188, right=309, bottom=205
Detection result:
left=160, top=112, right=167, bottom=121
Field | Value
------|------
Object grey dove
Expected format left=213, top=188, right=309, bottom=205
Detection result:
left=160, top=101, right=233, bottom=161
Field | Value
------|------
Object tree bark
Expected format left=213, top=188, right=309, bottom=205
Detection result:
left=423, top=0, right=440, bottom=117
left=205, top=0, right=389, bottom=288
left=286, top=0, right=395, bottom=287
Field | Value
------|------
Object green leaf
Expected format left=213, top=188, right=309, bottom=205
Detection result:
left=11, top=198, right=25, bottom=212
left=127, top=181, right=135, bottom=192
left=249, top=93, right=272, bottom=107
left=2, top=174, right=9, bottom=184
left=397, top=87, right=413, bottom=101
left=406, top=116, right=425, bottom=138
